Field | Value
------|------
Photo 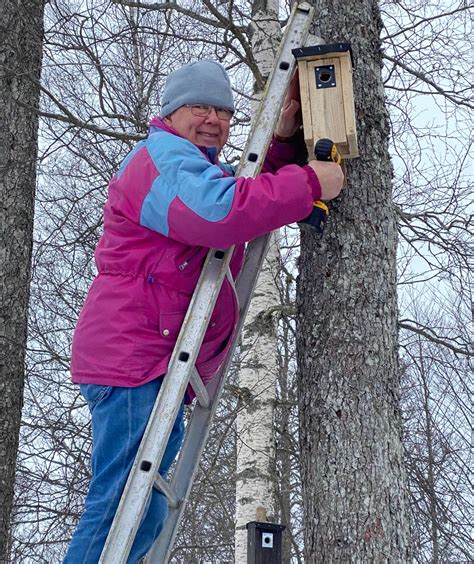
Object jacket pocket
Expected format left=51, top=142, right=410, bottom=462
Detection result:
left=158, top=310, right=187, bottom=341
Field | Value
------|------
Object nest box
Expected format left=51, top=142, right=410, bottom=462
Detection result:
left=292, top=43, right=359, bottom=159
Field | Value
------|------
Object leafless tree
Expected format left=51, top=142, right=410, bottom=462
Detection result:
left=0, top=1, right=44, bottom=560
left=400, top=284, right=472, bottom=562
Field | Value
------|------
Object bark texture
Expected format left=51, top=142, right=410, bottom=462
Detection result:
left=0, top=1, right=44, bottom=560
left=296, top=0, right=412, bottom=561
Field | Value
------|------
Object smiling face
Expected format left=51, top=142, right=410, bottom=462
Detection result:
left=164, top=106, right=230, bottom=152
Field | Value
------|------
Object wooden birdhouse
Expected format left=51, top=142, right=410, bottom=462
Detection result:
left=293, top=43, right=359, bottom=159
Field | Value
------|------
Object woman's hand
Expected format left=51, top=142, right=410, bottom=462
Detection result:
left=274, top=71, right=302, bottom=140
left=307, top=160, right=344, bottom=200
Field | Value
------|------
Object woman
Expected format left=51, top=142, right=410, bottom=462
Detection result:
left=65, top=59, right=343, bottom=563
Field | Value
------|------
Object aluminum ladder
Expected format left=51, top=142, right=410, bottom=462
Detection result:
left=99, top=3, right=314, bottom=562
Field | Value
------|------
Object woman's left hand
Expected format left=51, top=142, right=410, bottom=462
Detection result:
left=274, top=71, right=302, bottom=140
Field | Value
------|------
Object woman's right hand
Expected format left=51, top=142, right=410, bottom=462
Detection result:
left=307, top=160, right=344, bottom=201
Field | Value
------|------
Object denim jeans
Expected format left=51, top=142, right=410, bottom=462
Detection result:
left=64, top=378, right=185, bottom=564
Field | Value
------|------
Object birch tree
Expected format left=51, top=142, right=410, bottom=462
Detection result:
left=234, top=1, right=282, bottom=560
left=0, top=1, right=44, bottom=560
left=296, top=0, right=412, bottom=559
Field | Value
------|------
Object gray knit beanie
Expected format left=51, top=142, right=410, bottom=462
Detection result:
left=160, top=60, right=235, bottom=118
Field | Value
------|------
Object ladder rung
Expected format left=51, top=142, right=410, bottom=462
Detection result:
left=226, top=267, right=237, bottom=296
left=153, top=475, right=179, bottom=509
left=189, top=368, right=211, bottom=409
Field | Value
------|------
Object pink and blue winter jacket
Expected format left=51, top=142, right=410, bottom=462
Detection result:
left=70, top=117, right=321, bottom=401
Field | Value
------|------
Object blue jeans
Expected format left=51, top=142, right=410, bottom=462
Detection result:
left=64, top=379, right=185, bottom=564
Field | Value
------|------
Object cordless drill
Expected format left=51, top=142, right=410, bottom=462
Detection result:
left=298, top=138, right=342, bottom=233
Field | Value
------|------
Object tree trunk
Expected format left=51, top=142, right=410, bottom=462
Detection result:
left=296, top=0, right=412, bottom=561
left=0, top=1, right=44, bottom=560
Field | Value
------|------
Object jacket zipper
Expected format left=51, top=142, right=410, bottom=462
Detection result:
left=178, top=249, right=201, bottom=271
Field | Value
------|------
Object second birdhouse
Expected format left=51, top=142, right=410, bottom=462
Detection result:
left=293, top=43, right=359, bottom=159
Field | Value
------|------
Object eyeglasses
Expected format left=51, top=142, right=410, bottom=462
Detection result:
left=185, top=104, right=233, bottom=121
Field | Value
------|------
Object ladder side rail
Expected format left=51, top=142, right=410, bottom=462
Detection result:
left=102, top=233, right=270, bottom=564
left=99, top=249, right=233, bottom=564
left=101, top=220, right=274, bottom=563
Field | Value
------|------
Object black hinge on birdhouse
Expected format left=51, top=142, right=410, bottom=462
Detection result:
left=246, top=521, right=286, bottom=563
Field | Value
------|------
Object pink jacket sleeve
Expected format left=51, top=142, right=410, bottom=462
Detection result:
left=138, top=129, right=320, bottom=248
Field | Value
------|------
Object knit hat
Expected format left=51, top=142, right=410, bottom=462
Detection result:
left=160, top=60, right=235, bottom=118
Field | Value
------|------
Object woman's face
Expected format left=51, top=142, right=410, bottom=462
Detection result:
left=164, top=105, right=230, bottom=151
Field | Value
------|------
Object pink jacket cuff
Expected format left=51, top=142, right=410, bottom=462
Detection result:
left=303, top=165, right=322, bottom=201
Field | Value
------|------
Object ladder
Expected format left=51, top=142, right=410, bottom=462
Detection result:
left=99, top=4, right=314, bottom=562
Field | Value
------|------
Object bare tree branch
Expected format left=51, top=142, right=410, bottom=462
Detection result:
left=399, top=319, right=472, bottom=357
left=383, top=53, right=473, bottom=109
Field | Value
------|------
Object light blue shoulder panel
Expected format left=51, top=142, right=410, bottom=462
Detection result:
left=116, top=140, right=146, bottom=180
left=140, top=131, right=236, bottom=236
